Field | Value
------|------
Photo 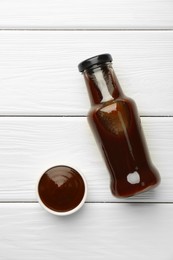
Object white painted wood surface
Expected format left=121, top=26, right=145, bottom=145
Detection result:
left=0, top=0, right=173, bottom=29
left=0, top=117, right=172, bottom=202
left=0, top=203, right=173, bottom=260
left=0, top=0, right=173, bottom=258
left=0, top=31, right=173, bottom=115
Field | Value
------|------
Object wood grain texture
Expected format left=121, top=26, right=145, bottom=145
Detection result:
left=0, top=0, right=173, bottom=29
left=0, top=31, right=173, bottom=116
left=0, top=117, right=172, bottom=202
left=0, top=203, right=173, bottom=259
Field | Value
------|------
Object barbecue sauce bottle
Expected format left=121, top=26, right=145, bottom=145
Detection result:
left=78, top=54, right=160, bottom=198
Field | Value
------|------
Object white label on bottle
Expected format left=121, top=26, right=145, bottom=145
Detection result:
left=127, top=172, right=140, bottom=184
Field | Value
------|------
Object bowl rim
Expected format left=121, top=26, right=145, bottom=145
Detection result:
left=36, top=164, right=87, bottom=216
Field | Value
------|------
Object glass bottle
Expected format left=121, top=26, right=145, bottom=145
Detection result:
left=78, top=54, right=160, bottom=198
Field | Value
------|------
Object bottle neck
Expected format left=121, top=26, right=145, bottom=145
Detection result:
left=83, top=62, right=123, bottom=105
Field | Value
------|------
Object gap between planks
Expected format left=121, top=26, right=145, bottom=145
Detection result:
left=0, top=115, right=172, bottom=118
left=0, top=29, right=173, bottom=31
left=1, top=201, right=173, bottom=204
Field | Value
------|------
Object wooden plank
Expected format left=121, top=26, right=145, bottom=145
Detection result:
left=0, top=31, right=173, bottom=116
left=0, top=117, right=172, bottom=202
left=0, top=203, right=172, bottom=259
left=0, top=0, right=173, bottom=29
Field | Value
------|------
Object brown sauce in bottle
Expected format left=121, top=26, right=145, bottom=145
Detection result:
left=38, top=166, right=85, bottom=212
left=78, top=54, right=160, bottom=198
left=91, top=98, right=160, bottom=197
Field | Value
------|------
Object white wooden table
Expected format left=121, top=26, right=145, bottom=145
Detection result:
left=0, top=1, right=173, bottom=259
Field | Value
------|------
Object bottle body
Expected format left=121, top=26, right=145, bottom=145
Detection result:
left=88, top=97, right=160, bottom=197
left=79, top=54, right=160, bottom=197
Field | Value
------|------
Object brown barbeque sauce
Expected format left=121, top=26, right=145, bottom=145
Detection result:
left=78, top=54, right=160, bottom=198
left=38, top=166, right=85, bottom=212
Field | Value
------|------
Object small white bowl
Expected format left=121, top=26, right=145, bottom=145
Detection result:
left=36, top=165, right=87, bottom=216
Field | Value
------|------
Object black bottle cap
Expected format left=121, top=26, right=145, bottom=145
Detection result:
left=78, top=53, right=113, bottom=72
